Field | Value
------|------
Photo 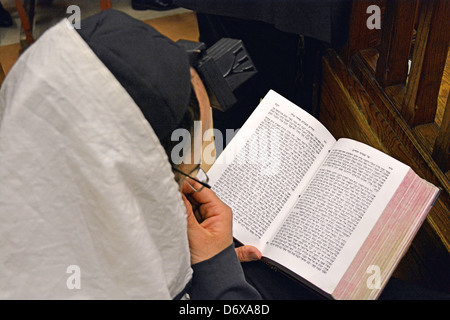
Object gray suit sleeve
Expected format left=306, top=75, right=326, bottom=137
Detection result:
left=188, top=243, right=262, bottom=300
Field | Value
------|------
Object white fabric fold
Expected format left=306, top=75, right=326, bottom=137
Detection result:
left=0, top=20, right=192, bottom=299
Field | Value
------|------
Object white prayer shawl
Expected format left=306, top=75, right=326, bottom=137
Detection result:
left=0, top=20, right=192, bottom=299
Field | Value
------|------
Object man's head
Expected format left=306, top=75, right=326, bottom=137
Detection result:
left=77, top=10, right=210, bottom=186
left=171, top=67, right=213, bottom=187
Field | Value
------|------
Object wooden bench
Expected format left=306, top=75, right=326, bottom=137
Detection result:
left=317, top=0, right=449, bottom=293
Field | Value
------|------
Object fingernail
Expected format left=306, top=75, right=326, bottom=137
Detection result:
left=250, top=252, right=260, bottom=260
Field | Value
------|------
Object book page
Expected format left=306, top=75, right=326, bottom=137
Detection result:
left=208, top=90, right=336, bottom=249
left=332, top=169, right=439, bottom=300
left=264, top=138, right=410, bottom=294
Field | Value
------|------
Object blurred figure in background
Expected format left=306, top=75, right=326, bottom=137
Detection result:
left=132, top=0, right=176, bottom=11
left=0, top=1, right=13, bottom=28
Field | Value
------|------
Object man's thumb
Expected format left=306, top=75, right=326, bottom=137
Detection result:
left=235, top=245, right=262, bottom=262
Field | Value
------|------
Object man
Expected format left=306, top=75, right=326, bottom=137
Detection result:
left=0, top=9, right=260, bottom=299
left=1, top=9, right=447, bottom=301
left=0, top=1, right=12, bottom=28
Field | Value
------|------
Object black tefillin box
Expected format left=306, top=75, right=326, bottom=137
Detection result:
left=177, top=38, right=257, bottom=112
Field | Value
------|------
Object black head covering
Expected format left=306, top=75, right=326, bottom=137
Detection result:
left=76, top=9, right=191, bottom=142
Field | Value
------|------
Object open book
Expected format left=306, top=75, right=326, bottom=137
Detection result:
left=207, top=90, right=440, bottom=300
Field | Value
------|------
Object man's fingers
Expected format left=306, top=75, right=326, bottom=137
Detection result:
left=182, top=194, right=197, bottom=223
left=235, top=245, right=262, bottom=262
left=183, top=193, right=205, bottom=224
left=183, top=179, right=218, bottom=205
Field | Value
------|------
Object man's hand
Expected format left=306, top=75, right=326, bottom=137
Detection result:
left=235, top=245, right=262, bottom=262
left=182, top=181, right=261, bottom=264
